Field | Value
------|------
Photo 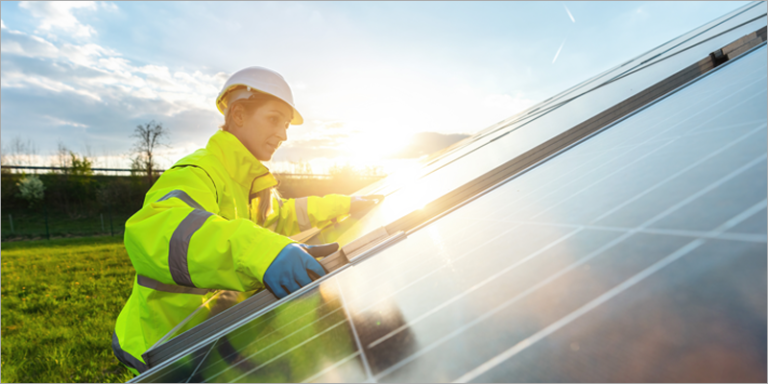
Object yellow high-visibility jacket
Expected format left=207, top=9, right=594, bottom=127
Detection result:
left=112, top=130, right=351, bottom=375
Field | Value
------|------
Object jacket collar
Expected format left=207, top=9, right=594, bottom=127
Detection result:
left=206, top=130, right=278, bottom=194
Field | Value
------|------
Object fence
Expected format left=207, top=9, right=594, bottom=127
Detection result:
left=1, top=166, right=387, bottom=241
left=0, top=165, right=374, bottom=179
left=2, top=210, right=132, bottom=241
left=0, top=165, right=164, bottom=176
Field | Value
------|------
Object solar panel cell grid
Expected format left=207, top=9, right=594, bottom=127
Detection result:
left=325, top=3, right=767, bottom=248
left=726, top=207, right=767, bottom=234
left=466, top=239, right=767, bottom=382
left=135, top=40, right=766, bottom=383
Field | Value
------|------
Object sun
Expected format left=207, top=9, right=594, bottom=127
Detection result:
left=344, top=131, right=406, bottom=163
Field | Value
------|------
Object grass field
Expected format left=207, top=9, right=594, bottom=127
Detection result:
left=1, top=236, right=136, bottom=383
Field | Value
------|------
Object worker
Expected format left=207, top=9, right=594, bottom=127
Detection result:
left=111, top=66, right=383, bottom=375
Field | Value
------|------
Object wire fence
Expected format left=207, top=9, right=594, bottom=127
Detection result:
left=1, top=166, right=387, bottom=242
left=1, top=210, right=133, bottom=241
left=1, top=165, right=164, bottom=176
left=0, top=165, right=378, bottom=180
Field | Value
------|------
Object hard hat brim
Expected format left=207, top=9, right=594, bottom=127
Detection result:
left=216, top=85, right=304, bottom=125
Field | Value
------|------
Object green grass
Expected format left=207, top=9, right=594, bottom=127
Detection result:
left=1, top=236, right=136, bottom=383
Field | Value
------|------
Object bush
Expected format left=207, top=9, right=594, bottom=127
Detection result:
left=1, top=174, right=151, bottom=217
left=16, top=175, right=45, bottom=208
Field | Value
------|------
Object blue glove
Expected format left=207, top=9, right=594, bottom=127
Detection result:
left=263, top=243, right=338, bottom=299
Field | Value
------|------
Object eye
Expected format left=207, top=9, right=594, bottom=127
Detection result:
left=269, top=117, right=278, bottom=124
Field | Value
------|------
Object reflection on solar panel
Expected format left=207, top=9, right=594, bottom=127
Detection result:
left=319, top=2, right=768, bottom=246
left=132, top=3, right=767, bottom=382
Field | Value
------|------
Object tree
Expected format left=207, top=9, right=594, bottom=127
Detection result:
left=68, top=152, right=93, bottom=176
left=53, top=142, right=93, bottom=175
left=54, top=141, right=70, bottom=173
left=3, top=136, right=38, bottom=169
left=131, top=120, right=168, bottom=184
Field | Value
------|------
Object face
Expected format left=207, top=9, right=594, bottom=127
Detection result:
left=229, top=99, right=292, bottom=161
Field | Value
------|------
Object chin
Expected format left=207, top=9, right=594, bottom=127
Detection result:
left=256, top=151, right=275, bottom=162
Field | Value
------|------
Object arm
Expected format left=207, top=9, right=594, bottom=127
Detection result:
left=267, top=194, right=351, bottom=237
left=124, top=166, right=293, bottom=292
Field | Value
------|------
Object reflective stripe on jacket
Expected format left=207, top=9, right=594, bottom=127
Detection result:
left=113, top=130, right=351, bottom=374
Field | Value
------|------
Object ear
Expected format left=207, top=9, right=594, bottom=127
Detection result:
left=231, top=104, right=245, bottom=128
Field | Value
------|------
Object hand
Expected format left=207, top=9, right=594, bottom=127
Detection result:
left=350, top=195, right=385, bottom=214
left=263, top=242, right=338, bottom=298
left=299, top=243, right=340, bottom=258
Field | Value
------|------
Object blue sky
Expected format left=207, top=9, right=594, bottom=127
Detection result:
left=0, top=1, right=749, bottom=172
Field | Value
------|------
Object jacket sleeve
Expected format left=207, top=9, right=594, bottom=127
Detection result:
left=266, top=194, right=351, bottom=237
left=123, top=166, right=294, bottom=292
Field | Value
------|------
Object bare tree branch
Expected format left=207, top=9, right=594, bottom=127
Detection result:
left=2, top=136, right=39, bottom=169
left=131, top=120, right=168, bottom=184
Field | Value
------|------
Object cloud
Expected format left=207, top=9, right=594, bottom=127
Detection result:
left=100, top=2, right=119, bottom=12
left=0, top=82, right=226, bottom=168
left=0, top=27, right=59, bottom=58
left=564, top=5, right=576, bottom=23
left=2, top=70, right=103, bottom=101
left=59, top=42, right=120, bottom=66
left=44, top=115, right=89, bottom=128
left=552, top=39, right=566, bottom=64
left=19, top=1, right=99, bottom=38
left=1, top=10, right=232, bottom=169
left=1, top=22, right=229, bottom=120
left=3, top=1, right=544, bottom=170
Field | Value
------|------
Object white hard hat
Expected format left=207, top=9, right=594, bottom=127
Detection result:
left=216, top=66, right=304, bottom=125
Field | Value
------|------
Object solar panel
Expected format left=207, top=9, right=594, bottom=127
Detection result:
left=136, top=2, right=767, bottom=375
left=317, top=1, right=768, bottom=247
left=132, top=26, right=767, bottom=383
left=137, top=10, right=766, bottom=361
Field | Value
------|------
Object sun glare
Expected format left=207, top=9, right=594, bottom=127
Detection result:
left=345, top=131, right=404, bottom=162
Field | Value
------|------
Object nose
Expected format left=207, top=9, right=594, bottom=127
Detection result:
left=276, top=124, right=288, bottom=142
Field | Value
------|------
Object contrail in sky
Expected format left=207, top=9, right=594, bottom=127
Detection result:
left=552, top=39, right=566, bottom=64
left=564, top=5, right=576, bottom=23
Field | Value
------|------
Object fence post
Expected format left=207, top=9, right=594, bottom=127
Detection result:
left=9, top=214, right=14, bottom=234
left=43, top=204, right=50, bottom=240
left=109, top=204, right=114, bottom=237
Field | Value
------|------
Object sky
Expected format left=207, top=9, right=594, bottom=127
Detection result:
left=0, top=1, right=750, bottom=173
